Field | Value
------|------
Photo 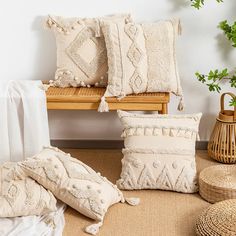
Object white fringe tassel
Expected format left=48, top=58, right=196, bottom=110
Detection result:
left=177, top=96, right=185, bottom=111
left=94, top=19, right=101, bottom=37
left=84, top=196, right=139, bottom=235
left=120, top=196, right=140, bottom=206
left=85, top=221, right=103, bottom=235
left=178, top=19, right=182, bottom=35
left=39, top=83, right=51, bottom=91
left=98, top=96, right=109, bottom=112
left=197, top=134, right=201, bottom=141
left=125, top=197, right=140, bottom=206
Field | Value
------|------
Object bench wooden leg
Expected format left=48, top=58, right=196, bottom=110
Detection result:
left=159, top=104, right=168, bottom=114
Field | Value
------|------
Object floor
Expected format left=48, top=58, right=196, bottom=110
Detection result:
left=62, top=149, right=219, bottom=236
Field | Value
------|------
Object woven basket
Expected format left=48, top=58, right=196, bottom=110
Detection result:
left=208, top=92, right=236, bottom=163
left=195, top=199, right=236, bottom=236
left=199, top=165, right=236, bottom=203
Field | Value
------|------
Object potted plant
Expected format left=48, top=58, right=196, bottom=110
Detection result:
left=190, top=0, right=236, bottom=163
left=191, top=0, right=236, bottom=106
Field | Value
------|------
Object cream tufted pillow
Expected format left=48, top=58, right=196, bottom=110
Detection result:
left=142, top=19, right=182, bottom=97
left=99, top=19, right=183, bottom=112
left=0, top=162, right=57, bottom=217
left=116, top=110, right=202, bottom=193
left=18, top=147, right=139, bottom=235
left=44, top=14, right=132, bottom=89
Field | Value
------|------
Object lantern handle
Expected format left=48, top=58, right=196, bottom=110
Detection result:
left=220, top=92, right=236, bottom=121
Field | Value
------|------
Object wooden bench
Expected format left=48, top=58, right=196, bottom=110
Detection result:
left=46, top=87, right=170, bottom=114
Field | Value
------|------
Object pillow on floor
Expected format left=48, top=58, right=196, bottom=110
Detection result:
left=116, top=110, right=202, bottom=193
left=0, top=162, right=57, bottom=217
left=98, top=19, right=183, bottom=112
left=44, top=14, right=132, bottom=89
left=18, top=146, right=139, bottom=235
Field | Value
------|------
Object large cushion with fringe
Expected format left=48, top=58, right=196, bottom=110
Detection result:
left=116, top=110, right=202, bottom=193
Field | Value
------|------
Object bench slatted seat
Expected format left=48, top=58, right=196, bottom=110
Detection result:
left=46, top=87, right=170, bottom=114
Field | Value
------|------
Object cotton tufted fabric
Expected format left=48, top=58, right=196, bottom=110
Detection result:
left=99, top=19, right=183, bottom=112
left=18, top=147, right=140, bottom=235
left=45, top=14, right=132, bottom=90
left=0, top=162, right=57, bottom=217
left=117, top=110, right=202, bottom=193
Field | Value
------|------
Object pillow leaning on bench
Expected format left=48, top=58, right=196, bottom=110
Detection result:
left=44, top=14, right=133, bottom=90
left=98, top=18, right=183, bottom=112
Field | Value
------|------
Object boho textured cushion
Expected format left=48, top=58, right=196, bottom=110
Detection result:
left=99, top=19, right=183, bottom=112
left=116, top=110, right=202, bottom=193
left=142, top=19, right=182, bottom=96
left=18, top=147, right=139, bottom=235
left=103, top=22, right=148, bottom=96
left=0, top=162, right=57, bottom=217
left=45, top=14, right=132, bottom=89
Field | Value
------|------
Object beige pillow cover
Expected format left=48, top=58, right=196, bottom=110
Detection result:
left=103, top=21, right=148, bottom=97
left=117, top=110, right=202, bottom=193
left=18, top=147, right=139, bottom=235
left=142, top=19, right=182, bottom=96
left=45, top=14, right=132, bottom=89
left=99, top=19, right=183, bottom=112
left=0, top=162, right=57, bottom=217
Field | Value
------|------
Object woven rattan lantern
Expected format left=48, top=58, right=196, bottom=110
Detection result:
left=208, top=92, right=236, bottom=163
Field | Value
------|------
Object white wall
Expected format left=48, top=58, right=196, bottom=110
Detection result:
left=0, top=0, right=235, bottom=141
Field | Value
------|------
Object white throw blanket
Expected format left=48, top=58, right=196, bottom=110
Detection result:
left=0, top=203, right=66, bottom=236
left=0, top=80, right=50, bottom=163
left=0, top=80, right=65, bottom=236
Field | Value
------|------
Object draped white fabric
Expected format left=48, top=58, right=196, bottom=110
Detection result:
left=0, top=203, right=66, bottom=236
left=0, top=80, right=66, bottom=236
left=0, top=80, right=50, bottom=163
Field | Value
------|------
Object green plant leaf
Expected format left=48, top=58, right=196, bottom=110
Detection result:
left=229, top=97, right=236, bottom=107
left=191, top=0, right=234, bottom=107
left=191, top=0, right=223, bottom=9
left=230, top=76, right=236, bottom=88
left=218, top=20, right=236, bottom=47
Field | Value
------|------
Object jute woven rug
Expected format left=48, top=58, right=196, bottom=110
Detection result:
left=63, top=149, right=217, bottom=236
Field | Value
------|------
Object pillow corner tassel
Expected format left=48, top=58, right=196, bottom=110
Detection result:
left=39, top=79, right=55, bottom=91
left=177, top=18, right=182, bottom=36
left=98, top=96, right=109, bottom=112
left=125, top=197, right=140, bottom=206
left=39, top=83, right=50, bottom=91
left=44, top=15, right=54, bottom=30
left=120, top=195, right=140, bottom=206
left=85, top=221, right=103, bottom=235
left=94, top=18, right=101, bottom=37
left=177, top=96, right=185, bottom=111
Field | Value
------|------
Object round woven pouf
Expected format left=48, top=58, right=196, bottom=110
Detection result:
left=195, top=199, right=236, bottom=236
left=199, top=165, right=236, bottom=203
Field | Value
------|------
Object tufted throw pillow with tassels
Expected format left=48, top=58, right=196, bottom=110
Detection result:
left=42, top=14, right=133, bottom=91
left=18, top=147, right=139, bottom=235
left=116, top=110, right=202, bottom=193
left=98, top=18, right=184, bottom=112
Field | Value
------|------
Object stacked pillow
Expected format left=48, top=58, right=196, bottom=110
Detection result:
left=45, top=14, right=183, bottom=111
left=45, top=14, right=132, bottom=89
left=0, top=147, right=139, bottom=235
left=15, top=147, right=139, bottom=235
left=0, top=162, right=57, bottom=217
